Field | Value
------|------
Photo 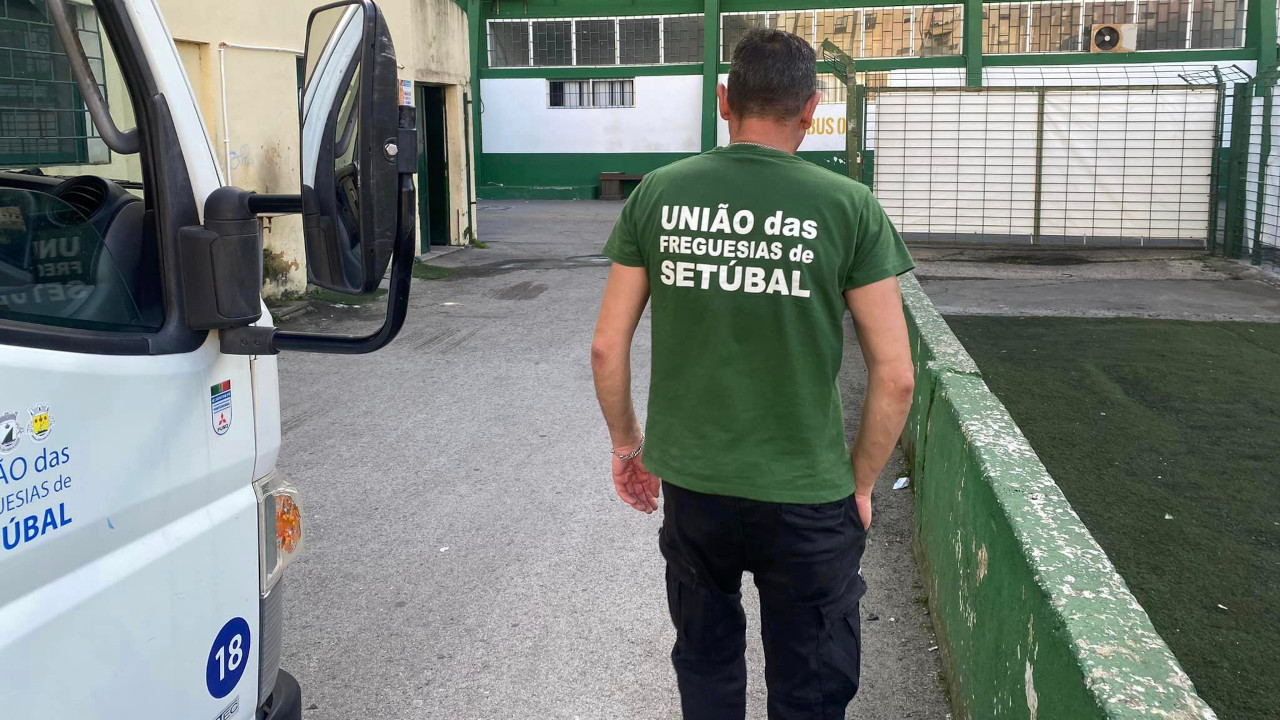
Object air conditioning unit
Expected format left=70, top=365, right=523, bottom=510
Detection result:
left=1090, top=23, right=1138, bottom=53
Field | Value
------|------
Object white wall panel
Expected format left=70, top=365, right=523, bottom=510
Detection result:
left=873, top=87, right=1217, bottom=240
left=481, top=76, right=703, bottom=154
left=875, top=91, right=1040, bottom=237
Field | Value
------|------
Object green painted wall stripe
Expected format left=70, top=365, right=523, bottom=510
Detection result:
left=481, top=152, right=694, bottom=189
left=964, top=0, right=983, bottom=86
left=982, top=47, right=1255, bottom=66
left=1252, top=84, right=1273, bottom=265
left=481, top=65, right=704, bottom=79
left=723, top=0, right=963, bottom=8
left=717, top=56, right=966, bottom=74
left=468, top=0, right=484, bottom=171
left=480, top=0, right=701, bottom=18
left=480, top=151, right=850, bottom=192
left=478, top=184, right=600, bottom=200
left=899, top=273, right=1217, bottom=720
left=1245, top=0, right=1275, bottom=70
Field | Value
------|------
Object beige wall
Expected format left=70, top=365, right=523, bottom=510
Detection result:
left=392, top=0, right=477, bottom=250
left=158, top=0, right=475, bottom=297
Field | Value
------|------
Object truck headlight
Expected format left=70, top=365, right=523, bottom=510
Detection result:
left=254, top=470, right=304, bottom=598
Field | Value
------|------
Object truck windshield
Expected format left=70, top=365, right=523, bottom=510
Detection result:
left=0, top=0, right=161, bottom=334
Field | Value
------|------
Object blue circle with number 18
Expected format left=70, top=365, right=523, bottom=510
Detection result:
left=206, top=617, right=252, bottom=699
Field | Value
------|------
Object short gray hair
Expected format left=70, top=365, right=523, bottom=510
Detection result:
left=727, top=28, right=818, bottom=120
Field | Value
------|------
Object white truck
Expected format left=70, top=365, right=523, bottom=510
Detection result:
left=0, top=1, right=417, bottom=718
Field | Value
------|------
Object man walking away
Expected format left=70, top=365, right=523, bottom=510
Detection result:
left=591, top=28, right=917, bottom=720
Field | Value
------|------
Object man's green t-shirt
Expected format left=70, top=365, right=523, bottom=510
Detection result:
left=604, top=143, right=915, bottom=505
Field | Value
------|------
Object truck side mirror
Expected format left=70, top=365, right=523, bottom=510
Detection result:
left=211, top=0, right=416, bottom=354
left=300, top=0, right=401, bottom=295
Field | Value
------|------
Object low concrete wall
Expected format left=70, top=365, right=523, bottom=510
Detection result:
left=898, top=274, right=1216, bottom=720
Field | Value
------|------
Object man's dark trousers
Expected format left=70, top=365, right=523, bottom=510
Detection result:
left=659, top=481, right=868, bottom=720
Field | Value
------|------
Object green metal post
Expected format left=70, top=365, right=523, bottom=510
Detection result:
left=1248, top=0, right=1278, bottom=75
left=851, top=78, right=864, bottom=183
left=1252, top=81, right=1273, bottom=265
left=1207, top=70, right=1226, bottom=255
left=702, top=0, right=721, bottom=152
left=1033, top=88, right=1046, bottom=244
left=963, top=0, right=983, bottom=87
left=1225, top=83, right=1254, bottom=258
left=467, top=0, right=484, bottom=186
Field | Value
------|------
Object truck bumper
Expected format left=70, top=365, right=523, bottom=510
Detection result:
left=257, top=669, right=302, bottom=720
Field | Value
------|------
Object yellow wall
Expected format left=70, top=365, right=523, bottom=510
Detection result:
left=159, top=0, right=474, bottom=296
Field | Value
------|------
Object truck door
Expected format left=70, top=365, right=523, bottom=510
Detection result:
left=0, top=2, right=262, bottom=717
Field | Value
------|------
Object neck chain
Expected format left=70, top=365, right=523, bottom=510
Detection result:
left=730, top=141, right=783, bottom=152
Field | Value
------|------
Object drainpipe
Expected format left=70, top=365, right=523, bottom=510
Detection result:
left=218, top=42, right=302, bottom=185
left=463, top=91, right=476, bottom=244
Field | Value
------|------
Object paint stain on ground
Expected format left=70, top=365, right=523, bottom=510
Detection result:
left=491, top=281, right=549, bottom=301
left=412, top=328, right=479, bottom=354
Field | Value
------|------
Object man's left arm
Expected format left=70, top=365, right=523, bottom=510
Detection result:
left=843, top=194, right=918, bottom=529
left=592, top=263, right=660, bottom=514
left=846, top=277, right=916, bottom=528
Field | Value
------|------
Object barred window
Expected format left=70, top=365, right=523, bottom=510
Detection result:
left=488, top=20, right=530, bottom=67
left=532, top=20, right=572, bottom=66
left=620, top=18, right=660, bottom=64
left=549, top=78, right=635, bottom=109
left=727, top=6, right=964, bottom=61
left=1033, top=2, right=1083, bottom=51
left=664, top=16, right=704, bottom=63
left=723, top=11, right=815, bottom=62
left=982, top=0, right=1246, bottom=54
left=919, top=6, right=965, bottom=56
left=0, top=1, right=107, bottom=166
left=1140, top=0, right=1190, bottom=49
left=816, top=10, right=863, bottom=56
left=984, top=3, right=1033, bottom=53
left=576, top=19, right=616, bottom=66
left=817, top=73, right=848, bottom=105
left=549, top=79, right=591, bottom=108
left=489, top=15, right=704, bottom=68
left=1190, top=0, right=1246, bottom=47
left=593, top=79, right=635, bottom=108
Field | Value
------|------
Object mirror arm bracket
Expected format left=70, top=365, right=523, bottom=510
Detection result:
left=219, top=325, right=277, bottom=355
left=49, top=0, right=139, bottom=155
left=220, top=108, right=418, bottom=357
left=246, top=194, right=303, bottom=215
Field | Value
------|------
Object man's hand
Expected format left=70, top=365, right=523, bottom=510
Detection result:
left=613, top=446, right=661, bottom=514
left=854, top=492, right=872, bottom=530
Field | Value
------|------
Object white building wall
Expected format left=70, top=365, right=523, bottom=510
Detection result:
left=480, top=76, right=704, bottom=154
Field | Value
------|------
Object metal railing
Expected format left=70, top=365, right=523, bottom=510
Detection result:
left=1231, top=67, right=1280, bottom=268
left=824, top=65, right=1233, bottom=246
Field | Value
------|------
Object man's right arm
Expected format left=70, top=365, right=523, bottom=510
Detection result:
left=592, top=263, right=660, bottom=513
left=845, top=276, right=916, bottom=528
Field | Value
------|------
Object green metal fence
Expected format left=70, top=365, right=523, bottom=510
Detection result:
left=827, top=65, right=1233, bottom=246
left=1229, top=66, right=1280, bottom=267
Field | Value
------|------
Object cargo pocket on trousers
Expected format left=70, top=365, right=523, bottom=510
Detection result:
left=818, top=604, right=862, bottom=716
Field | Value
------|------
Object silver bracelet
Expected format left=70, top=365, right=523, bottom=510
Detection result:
left=612, top=434, right=644, bottom=461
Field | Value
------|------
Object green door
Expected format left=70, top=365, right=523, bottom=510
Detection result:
left=416, top=84, right=451, bottom=250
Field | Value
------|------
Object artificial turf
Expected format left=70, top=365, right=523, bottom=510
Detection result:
left=945, top=316, right=1280, bottom=720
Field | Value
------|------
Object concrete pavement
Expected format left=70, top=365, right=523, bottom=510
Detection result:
left=913, top=247, right=1280, bottom=322
left=276, top=200, right=950, bottom=719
